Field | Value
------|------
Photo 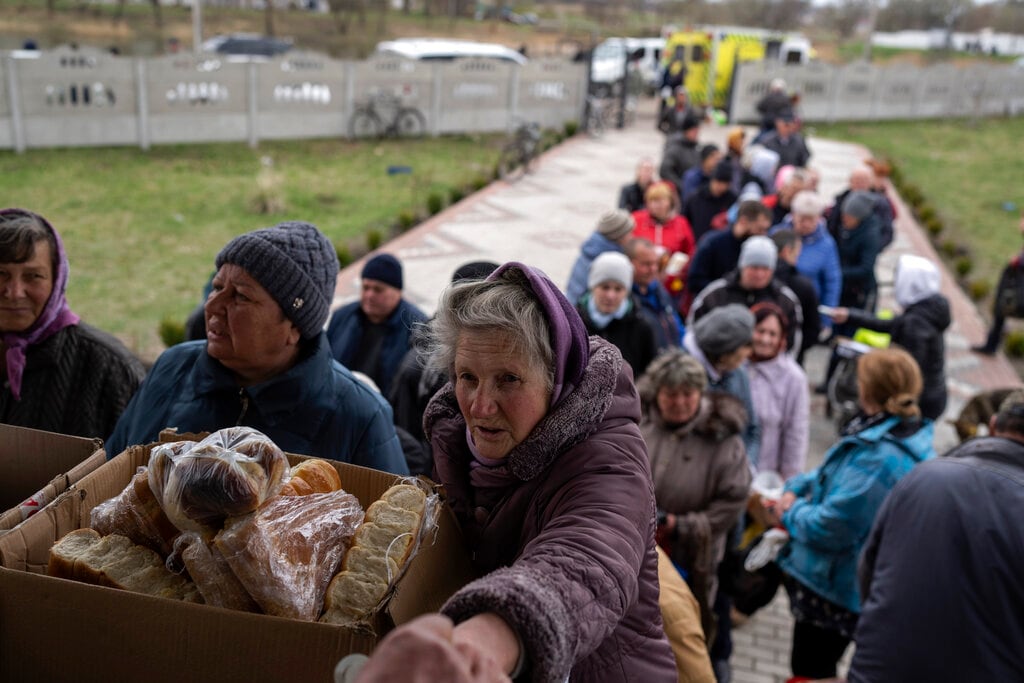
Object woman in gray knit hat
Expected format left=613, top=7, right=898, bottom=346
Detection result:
left=106, top=221, right=407, bottom=474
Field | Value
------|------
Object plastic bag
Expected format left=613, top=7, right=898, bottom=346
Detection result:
left=148, top=427, right=289, bottom=533
left=215, top=490, right=365, bottom=621
left=91, top=467, right=181, bottom=557
left=175, top=532, right=261, bottom=612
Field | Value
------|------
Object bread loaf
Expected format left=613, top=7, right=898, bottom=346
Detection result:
left=90, top=468, right=180, bottom=557
left=320, top=484, right=428, bottom=626
left=48, top=529, right=201, bottom=602
left=279, top=459, right=343, bottom=497
left=177, top=533, right=261, bottom=612
left=215, top=490, right=364, bottom=621
left=148, top=428, right=288, bottom=532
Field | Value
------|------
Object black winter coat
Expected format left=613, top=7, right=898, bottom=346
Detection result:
left=577, top=297, right=658, bottom=379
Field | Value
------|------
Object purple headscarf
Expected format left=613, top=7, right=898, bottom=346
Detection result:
left=487, top=261, right=589, bottom=408
left=1, top=209, right=80, bottom=400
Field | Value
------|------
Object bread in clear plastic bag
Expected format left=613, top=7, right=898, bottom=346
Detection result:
left=215, top=490, right=365, bottom=621
left=90, top=467, right=181, bottom=557
left=320, top=480, right=440, bottom=627
left=175, top=532, right=261, bottom=612
left=148, top=427, right=288, bottom=533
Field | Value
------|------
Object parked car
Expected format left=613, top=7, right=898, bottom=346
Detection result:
left=374, top=38, right=527, bottom=65
left=201, top=34, right=293, bottom=59
left=590, top=37, right=665, bottom=96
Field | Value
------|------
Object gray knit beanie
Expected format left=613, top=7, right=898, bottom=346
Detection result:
left=739, top=235, right=778, bottom=271
left=693, top=304, right=755, bottom=358
left=595, top=210, right=635, bottom=242
left=588, top=251, right=633, bottom=290
left=215, top=221, right=339, bottom=339
left=841, top=191, right=876, bottom=221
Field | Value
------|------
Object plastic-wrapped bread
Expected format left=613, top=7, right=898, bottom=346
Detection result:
left=148, top=427, right=288, bottom=532
left=176, top=532, right=261, bottom=613
left=279, top=459, right=343, bottom=497
left=90, top=467, right=180, bottom=557
left=215, top=490, right=364, bottom=621
left=320, top=484, right=428, bottom=626
left=48, top=529, right=201, bottom=603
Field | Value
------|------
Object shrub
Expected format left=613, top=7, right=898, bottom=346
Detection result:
left=917, top=204, right=936, bottom=223
left=334, top=240, right=352, bottom=267
left=925, top=216, right=943, bottom=237
left=250, top=157, right=286, bottom=215
left=397, top=210, right=417, bottom=231
left=449, top=187, right=465, bottom=204
left=940, top=239, right=958, bottom=257
left=1004, top=330, right=1024, bottom=357
left=954, top=256, right=973, bottom=277
left=471, top=175, right=490, bottom=192
left=564, top=120, right=579, bottom=137
left=901, top=184, right=923, bottom=207
left=427, top=192, right=444, bottom=215
left=968, top=279, right=992, bottom=301
left=158, top=316, right=186, bottom=348
left=365, top=229, right=383, bottom=251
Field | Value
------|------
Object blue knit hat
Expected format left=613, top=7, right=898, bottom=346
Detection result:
left=215, top=221, right=338, bottom=339
left=362, top=253, right=403, bottom=290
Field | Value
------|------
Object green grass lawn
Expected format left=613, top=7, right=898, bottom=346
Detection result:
left=2, top=136, right=502, bottom=359
left=809, top=117, right=1024, bottom=299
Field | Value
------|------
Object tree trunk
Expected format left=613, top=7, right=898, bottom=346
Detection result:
left=265, top=0, right=276, bottom=36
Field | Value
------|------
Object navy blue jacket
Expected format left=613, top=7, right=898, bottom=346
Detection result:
left=106, top=335, right=407, bottom=474
left=327, top=298, right=428, bottom=398
left=633, top=281, right=684, bottom=349
left=685, top=228, right=743, bottom=299
left=850, top=436, right=1024, bottom=682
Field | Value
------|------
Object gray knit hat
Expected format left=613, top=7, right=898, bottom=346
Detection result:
left=588, top=251, right=633, bottom=290
left=739, top=235, right=778, bottom=271
left=216, top=221, right=339, bottom=339
left=841, top=191, right=876, bottom=221
left=595, top=210, right=635, bottom=242
left=693, top=304, right=754, bottom=358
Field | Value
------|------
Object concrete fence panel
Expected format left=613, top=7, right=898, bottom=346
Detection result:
left=915, top=64, right=960, bottom=118
left=517, top=59, right=588, bottom=132
left=436, top=58, right=516, bottom=134
left=255, top=52, right=347, bottom=141
left=872, top=65, right=918, bottom=119
left=146, top=54, right=250, bottom=145
left=832, top=62, right=879, bottom=121
left=349, top=57, right=434, bottom=137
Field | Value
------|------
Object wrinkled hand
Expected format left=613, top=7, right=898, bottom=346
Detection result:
left=830, top=307, right=850, bottom=324
left=762, top=492, right=797, bottom=528
left=354, top=614, right=511, bottom=683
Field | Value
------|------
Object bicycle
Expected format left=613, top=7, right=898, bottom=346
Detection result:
left=585, top=93, right=637, bottom=138
left=348, top=92, right=426, bottom=139
left=497, top=121, right=541, bottom=182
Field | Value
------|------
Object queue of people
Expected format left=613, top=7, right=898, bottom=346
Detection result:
left=4, top=103, right=1021, bottom=683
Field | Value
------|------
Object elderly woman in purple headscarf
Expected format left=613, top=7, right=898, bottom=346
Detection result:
left=350, top=262, right=677, bottom=683
left=0, top=208, right=144, bottom=438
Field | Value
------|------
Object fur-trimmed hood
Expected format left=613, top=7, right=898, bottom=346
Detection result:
left=645, top=389, right=748, bottom=442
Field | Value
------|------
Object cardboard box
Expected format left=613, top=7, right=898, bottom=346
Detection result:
left=0, top=424, right=105, bottom=536
left=0, top=442, right=476, bottom=682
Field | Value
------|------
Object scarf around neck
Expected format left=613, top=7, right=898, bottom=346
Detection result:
left=1, top=209, right=80, bottom=400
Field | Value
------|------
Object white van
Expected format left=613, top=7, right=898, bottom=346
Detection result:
left=590, top=37, right=665, bottom=95
left=374, top=38, right=527, bottom=65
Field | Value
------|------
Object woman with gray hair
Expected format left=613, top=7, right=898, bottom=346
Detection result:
left=351, top=262, right=677, bottom=682
left=637, top=348, right=751, bottom=655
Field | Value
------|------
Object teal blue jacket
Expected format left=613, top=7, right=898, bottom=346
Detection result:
left=777, top=415, right=935, bottom=613
left=105, top=335, right=407, bottom=474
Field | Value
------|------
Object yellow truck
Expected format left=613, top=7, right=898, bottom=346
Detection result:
left=661, top=27, right=811, bottom=112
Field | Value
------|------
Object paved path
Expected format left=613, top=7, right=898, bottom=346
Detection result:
left=332, top=101, right=1022, bottom=682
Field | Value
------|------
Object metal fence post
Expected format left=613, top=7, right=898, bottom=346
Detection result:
left=5, top=55, right=25, bottom=154
left=136, top=58, right=150, bottom=151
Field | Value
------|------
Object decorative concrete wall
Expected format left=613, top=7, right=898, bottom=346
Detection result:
left=731, top=60, right=1024, bottom=124
left=0, top=47, right=587, bottom=151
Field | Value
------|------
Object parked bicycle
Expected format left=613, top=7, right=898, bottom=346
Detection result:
left=349, top=92, right=427, bottom=139
left=584, top=94, right=637, bottom=138
left=497, top=121, right=542, bottom=182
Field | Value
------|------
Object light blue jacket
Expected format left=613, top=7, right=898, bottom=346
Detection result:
left=778, top=415, right=935, bottom=613
left=565, top=233, right=624, bottom=305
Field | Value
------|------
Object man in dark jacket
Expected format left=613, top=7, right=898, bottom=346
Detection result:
left=686, top=199, right=772, bottom=302
left=826, top=164, right=894, bottom=251
left=837, top=191, right=882, bottom=318
left=106, top=221, right=407, bottom=474
left=688, top=236, right=804, bottom=356
left=849, top=390, right=1024, bottom=683
left=618, top=158, right=657, bottom=213
left=659, top=116, right=701, bottom=197
left=627, top=237, right=684, bottom=349
left=771, top=229, right=820, bottom=364
left=327, top=253, right=428, bottom=399
left=682, top=158, right=738, bottom=243
left=759, top=110, right=810, bottom=168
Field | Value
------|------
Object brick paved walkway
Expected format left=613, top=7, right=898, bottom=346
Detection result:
left=332, top=99, right=1022, bottom=682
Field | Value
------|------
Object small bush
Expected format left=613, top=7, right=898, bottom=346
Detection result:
left=968, top=279, right=992, bottom=301
left=398, top=210, right=417, bottom=231
left=954, top=256, right=973, bottom=277
left=564, top=120, right=579, bottom=137
left=925, top=216, right=943, bottom=237
left=917, top=204, right=936, bottom=223
left=250, top=158, right=286, bottom=215
left=365, top=229, right=383, bottom=251
left=940, top=239, right=958, bottom=257
left=1004, top=330, right=1024, bottom=357
left=334, top=240, right=352, bottom=267
left=427, top=192, right=445, bottom=215
left=471, top=175, right=490, bottom=192
left=158, top=316, right=186, bottom=348
left=902, top=184, right=923, bottom=207
left=449, top=187, right=465, bottom=204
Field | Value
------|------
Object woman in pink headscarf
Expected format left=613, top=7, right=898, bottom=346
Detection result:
left=0, top=208, right=144, bottom=437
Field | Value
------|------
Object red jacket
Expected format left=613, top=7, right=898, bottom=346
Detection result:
left=631, top=210, right=695, bottom=258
